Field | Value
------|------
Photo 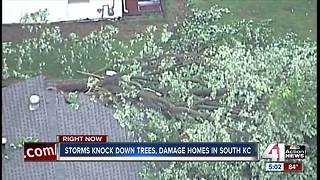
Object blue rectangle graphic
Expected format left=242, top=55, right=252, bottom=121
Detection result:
left=58, top=142, right=258, bottom=160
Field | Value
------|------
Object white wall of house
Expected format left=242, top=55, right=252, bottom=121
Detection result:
left=2, top=0, right=123, bottom=24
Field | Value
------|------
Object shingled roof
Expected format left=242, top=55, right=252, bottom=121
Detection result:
left=2, top=75, right=143, bottom=180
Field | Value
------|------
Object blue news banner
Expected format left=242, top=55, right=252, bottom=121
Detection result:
left=57, top=143, right=258, bottom=161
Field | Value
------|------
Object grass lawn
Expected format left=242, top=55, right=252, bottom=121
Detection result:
left=190, top=0, right=317, bottom=41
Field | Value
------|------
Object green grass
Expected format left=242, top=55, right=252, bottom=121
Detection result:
left=190, top=0, right=317, bottom=41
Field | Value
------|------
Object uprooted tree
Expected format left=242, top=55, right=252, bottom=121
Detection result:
left=2, top=5, right=316, bottom=179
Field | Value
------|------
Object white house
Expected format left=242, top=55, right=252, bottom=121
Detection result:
left=2, top=0, right=126, bottom=24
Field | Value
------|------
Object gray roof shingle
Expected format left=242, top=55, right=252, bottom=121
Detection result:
left=2, top=75, right=143, bottom=180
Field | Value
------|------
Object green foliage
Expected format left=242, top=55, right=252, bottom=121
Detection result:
left=87, top=76, right=100, bottom=90
left=118, top=7, right=316, bottom=180
left=9, top=137, right=40, bottom=150
left=2, top=25, right=120, bottom=79
left=67, top=92, right=81, bottom=110
left=20, top=8, right=49, bottom=32
left=266, top=76, right=317, bottom=179
left=4, top=137, right=40, bottom=160
left=20, top=8, right=49, bottom=24
left=3, top=155, right=10, bottom=160
left=268, top=74, right=317, bottom=157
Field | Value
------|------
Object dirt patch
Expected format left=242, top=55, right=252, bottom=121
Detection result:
left=2, top=20, right=112, bottom=42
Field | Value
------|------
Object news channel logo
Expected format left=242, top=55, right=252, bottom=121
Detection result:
left=262, top=143, right=305, bottom=162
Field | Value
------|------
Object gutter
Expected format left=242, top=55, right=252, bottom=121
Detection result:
left=123, top=0, right=128, bottom=13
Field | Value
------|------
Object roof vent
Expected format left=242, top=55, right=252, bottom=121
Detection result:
left=2, top=137, right=6, bottom=145
left=29, top=95, right=40, bottom=111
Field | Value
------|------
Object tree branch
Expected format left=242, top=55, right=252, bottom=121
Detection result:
left=76, top=70, right=104, bottom=79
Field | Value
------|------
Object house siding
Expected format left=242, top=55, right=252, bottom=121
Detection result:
left=125, top=0, right=138, bottom=14
left=2, top=0, right=123, bottom=24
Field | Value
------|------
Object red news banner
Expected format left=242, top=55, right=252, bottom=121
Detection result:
left=24, top=135, right=108, bottom=161
left=57, top=135, right=108, bottom=143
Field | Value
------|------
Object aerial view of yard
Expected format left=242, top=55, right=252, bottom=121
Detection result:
left=2, top=0, right=317, bottom=179
left=2, top=0, right=317, bottom=79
